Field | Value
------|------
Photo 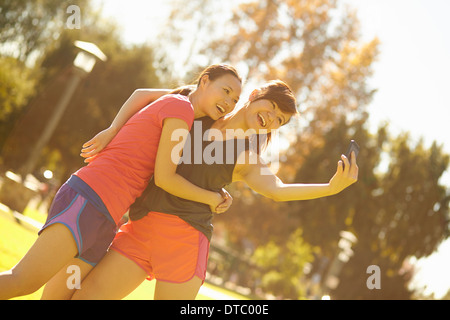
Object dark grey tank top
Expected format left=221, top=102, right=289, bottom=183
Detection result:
left=128, top=117, right=251, bottom=240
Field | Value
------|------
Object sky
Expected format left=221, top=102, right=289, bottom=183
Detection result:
left=92, top=0, right=449, bottom=299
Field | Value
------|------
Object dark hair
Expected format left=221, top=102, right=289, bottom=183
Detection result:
left=170, top=64, right=242, bottom=96
left=193, top=64, right=242, bottom=87
left=248, top=80, right=298, bottom=153
left=251, top=80, right=298, bottom=116
left=170, top=85, right=196, bottom=96
left=171, top=77, right=298, bottom=155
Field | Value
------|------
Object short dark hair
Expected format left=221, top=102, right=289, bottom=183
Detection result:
left=170, top=64, right=242, bottom=95
left=252, top=80, right=298, bottom=117
left=194, top=64, right=242, bottom=87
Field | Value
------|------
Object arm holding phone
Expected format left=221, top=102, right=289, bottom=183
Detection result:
left=233, top=143, right=359, bottom=202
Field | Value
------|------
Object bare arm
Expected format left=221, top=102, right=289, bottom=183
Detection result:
left=154, top=118, right=227, bottom=212
left=81, top=89, right=171, bottom=162
left=233, top=151, right=358, bottom=202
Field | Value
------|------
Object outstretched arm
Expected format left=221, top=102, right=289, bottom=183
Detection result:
left=81, top=89, right=171, bottom=162
left=233, top=151, right=358, bottom=202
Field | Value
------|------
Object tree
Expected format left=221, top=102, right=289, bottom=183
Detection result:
left=0, top=0, right=80, bottom=58
left=1, top=3, right=162, bottom=182
left=0, top=0, right=85, bottom=63
left=0, top=56, right=35, bottom=150
left=286, top=118, right=449, bottom=299
left=152, top=0, right=235, bottom=84
left=0, top=0, right=87, bottom=153
left=160, top=0, right=449, bottom=299
left=251, top=228, right=315, bottom=298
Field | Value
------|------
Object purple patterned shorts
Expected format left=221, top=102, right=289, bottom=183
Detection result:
left=39, top=183, right=116, bottom=266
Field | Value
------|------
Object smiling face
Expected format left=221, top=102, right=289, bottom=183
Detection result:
left=198, top=74, right=242, bottom=120
left=246, top=99, right=292, bottom=132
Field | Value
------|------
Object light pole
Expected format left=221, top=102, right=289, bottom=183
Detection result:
left=20, top=41, right=107, bottom=178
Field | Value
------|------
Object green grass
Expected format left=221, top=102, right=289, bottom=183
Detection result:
left=0, top=210, right=248, bottom=300
left=22, top=207, right=47, bottom=225
left=0, top=213, right=44, bottom=300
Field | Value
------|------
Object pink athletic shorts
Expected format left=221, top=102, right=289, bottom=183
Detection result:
left=110, top=211, right=209, bottom=283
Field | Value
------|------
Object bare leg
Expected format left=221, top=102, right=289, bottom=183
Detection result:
left=0, top=224, right=77, bottom=299
left=154, top=276, right=203, bottom=300
left=71, top=250, right=147, bottom=300
left=41, top=258, right=93, bottom=300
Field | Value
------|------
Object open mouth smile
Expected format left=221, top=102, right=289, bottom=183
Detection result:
left=216, top=104, right=226, bottom=114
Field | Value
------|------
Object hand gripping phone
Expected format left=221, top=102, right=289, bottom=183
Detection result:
left=344, top=140, right=360, bottom=170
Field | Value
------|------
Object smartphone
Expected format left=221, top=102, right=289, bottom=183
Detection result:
left=344, top=140, right=360, bottom=169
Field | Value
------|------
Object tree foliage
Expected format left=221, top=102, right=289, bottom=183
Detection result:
left=1, top=1, right=161, bottom=181
left=163, top=0, right=449, bottom=299
left=0, top=57, right=35, bottom=120
left=0, top=0, right=84, bottom=62
left=0, top=0, right=87, bottom=151
left=251, top=228, right=315, bottom=298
